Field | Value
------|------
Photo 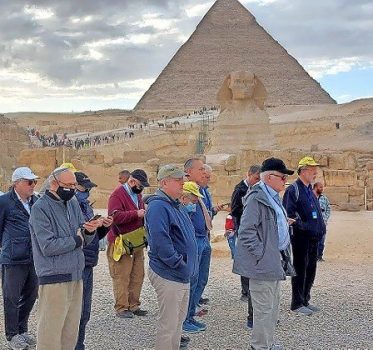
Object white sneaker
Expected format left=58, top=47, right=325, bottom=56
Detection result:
left=20, top=333, right=36, bottom=346
left=292, top=306, right=313, bottom=316
left=8, top=334, right=29, bottom=350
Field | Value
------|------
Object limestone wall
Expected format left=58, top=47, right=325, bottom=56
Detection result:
left=208, top=149, right=373, bottom=211
left=0, top=115, right=30, bottom=188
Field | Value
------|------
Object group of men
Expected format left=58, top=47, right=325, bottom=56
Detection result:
left=0, top=154, right=331, bottom=350
left=0, top=157, right=220, bottom=350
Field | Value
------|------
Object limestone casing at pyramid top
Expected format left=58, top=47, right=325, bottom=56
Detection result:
left=135, top=0, right=336, bottom=111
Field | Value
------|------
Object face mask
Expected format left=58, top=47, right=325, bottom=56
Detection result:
left=131, top=185, right=144, bottom=194
left=56, top=186, right=76, bottom=201
left=185, top=203, right=197, bottom=213
left=75, top=190, right=90, bottom=201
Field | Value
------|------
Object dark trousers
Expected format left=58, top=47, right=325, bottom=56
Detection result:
left=1, top=264, right=38, bottom=341
left=75, top=267, right=94, bottom=350
left=317, top=232, right=327, bottom=259
left=241, top=277, right=253, bottom=321
left=290, top=234, right=319, bottom=310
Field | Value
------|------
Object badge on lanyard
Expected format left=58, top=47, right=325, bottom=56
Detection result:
left=312, top=211, right=317, bottom=219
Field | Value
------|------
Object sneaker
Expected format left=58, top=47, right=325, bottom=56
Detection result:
left=191, top=319, right=206, bottom=331
left=270, top=344, right=284, bottom=350
left=182, top=321, right=204, bottom=334
left=116, top=310, right=134, bottom=318
left=199, top=297, right=209, bottom=305
left=292, top=306, right=313, bottom=316
left=133, top=309, right=148, bottom=316
left=8, top=334, right=29, bottom=350
left=20, top=333, right=36, bottom=346
left=180, top=335, right=190, bottom=348
left=317, top=257, right=325, bottom=262
left=247, top=318, right=253, bottom=329
left=306, top=304, right=320, bottom=312
left=240, top=294, right=249, bottom=302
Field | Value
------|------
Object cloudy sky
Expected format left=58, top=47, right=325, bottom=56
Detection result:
left=1, top=0, right=372, bottom=112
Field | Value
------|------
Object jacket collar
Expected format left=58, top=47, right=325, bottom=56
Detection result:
left=10, top=188, right=37, bottom=216
left=248, top=184, right=274, bottom=209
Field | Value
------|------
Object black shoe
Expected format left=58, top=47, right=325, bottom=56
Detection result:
left=181, top=335, right=190, bottom=343
left=180, top=335, right=190, bottom=348
left=199, top=297, right=209, bottom=305
left=116, top=310, right=134, bottom=318
left=133, top=309, right=148, bottom=316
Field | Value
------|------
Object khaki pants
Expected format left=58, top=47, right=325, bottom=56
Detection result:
left=148, top=267, right=189, bottom=350
left=37, top=280, right=83, bottom=350
left=107, top=243, right=145, bottom=313
left=249, top=279, right=280, bottom=350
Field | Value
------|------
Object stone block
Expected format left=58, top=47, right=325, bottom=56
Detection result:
left=366, top=162, right=373, bottom=171
left=323, top=170, right=357, bottom=187
left=328, top=153, right=357, bottom=170
left=338, top=203, right=361, bottom=212
left=349, top=195, right=364, bottom=206
left=348, top=187, right=365, bottom=197
left=112, top=157, right=123, bottom=165
left=224, top=155, right=239, bottom=172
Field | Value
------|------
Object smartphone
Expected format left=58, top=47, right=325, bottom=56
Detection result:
left=221, top=203, right=230, bottom=208
left=89, top=214, right=102, bottom=222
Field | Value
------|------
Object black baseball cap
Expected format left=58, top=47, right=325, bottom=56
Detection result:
left=261, top=158, right=294, bottom=175
left=75, top=172, right=97, bottom=189
left=131, top=169, right=150, bottom=187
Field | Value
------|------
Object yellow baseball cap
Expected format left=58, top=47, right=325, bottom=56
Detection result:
left=183, top=181, right=204, bottom=198
left=298, top=156, right=319, bottom=169
left=60, top=162, right=78, bottom=172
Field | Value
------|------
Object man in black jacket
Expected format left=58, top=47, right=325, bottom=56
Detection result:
left=283, top=157, right=326, bottom=316
left=74, top=172, right=113, bottom=350
left=230, top=164, right=261, bottom=327
left=0, top=167, right=39, bottom=350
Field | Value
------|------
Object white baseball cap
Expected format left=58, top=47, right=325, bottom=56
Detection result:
left=12, top=167, right=39, bottom=182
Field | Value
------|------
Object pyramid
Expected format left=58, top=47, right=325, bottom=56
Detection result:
left=135, top=0, right=335, bottom=111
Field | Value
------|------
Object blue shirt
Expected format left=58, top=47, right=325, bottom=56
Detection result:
left=259, top=182, right=290, bottom=250
left=123, top=183, right=138, bottom=208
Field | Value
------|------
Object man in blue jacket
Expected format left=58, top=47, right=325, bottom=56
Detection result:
left=74, top=172, right=112, bottom=350
left=146, top=164, right=198, bottom=350
left=0, top=167, right=39, bottom=350
left=283, top=157, right=326, bottom=316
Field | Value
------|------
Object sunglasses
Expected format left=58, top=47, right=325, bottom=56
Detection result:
left=270, top=174, right=288, bottom=181
left=23, top=179, right=37, bottom=186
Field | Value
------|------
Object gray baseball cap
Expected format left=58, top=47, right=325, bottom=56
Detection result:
left=157, top=164, right=186, bottom=181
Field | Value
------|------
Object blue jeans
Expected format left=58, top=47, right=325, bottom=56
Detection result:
left=184, top=236, right=211, bottom=323
left=227, top=233, right=237, bottom=259
left=75, top=267, right=93, bottom=350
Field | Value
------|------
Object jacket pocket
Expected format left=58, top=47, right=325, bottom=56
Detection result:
left=10, top=238, right=30, bottom=261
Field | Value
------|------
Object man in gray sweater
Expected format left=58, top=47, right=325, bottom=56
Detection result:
left=29, top=167, right=102, bottom=350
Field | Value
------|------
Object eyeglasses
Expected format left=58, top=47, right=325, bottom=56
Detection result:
left=270, top=174, right=288, bottom=181
left=22, top=179, right=37, bottom=186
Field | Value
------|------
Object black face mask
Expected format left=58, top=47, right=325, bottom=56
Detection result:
left=131, top=185, right=144, bottom=194
left=56, top=186, right=76, bottom=201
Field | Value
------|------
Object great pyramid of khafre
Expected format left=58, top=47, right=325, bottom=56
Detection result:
left=135, top=0, right=335, bottom=111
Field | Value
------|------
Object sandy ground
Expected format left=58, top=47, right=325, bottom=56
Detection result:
left=0, top=211, right=372, bottom=349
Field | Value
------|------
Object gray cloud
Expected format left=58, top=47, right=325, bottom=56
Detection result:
left=0, top=0, right=372, bottom=111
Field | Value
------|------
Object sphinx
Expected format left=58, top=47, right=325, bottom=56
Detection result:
left=207, top=71, right=275, bottom=155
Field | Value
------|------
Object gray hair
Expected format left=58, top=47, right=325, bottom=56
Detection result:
left=249, top=165, right=261, bottom=175
left=203, top=164, right=212, bottom=173
left=48, top=167, right=70, bottom=184
left=184, top=157, right=202, bottom=171
left=260, top=171, right=271, bottom=182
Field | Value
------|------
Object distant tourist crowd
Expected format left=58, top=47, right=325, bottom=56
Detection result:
left=0, top=152, right=332, bottom=350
